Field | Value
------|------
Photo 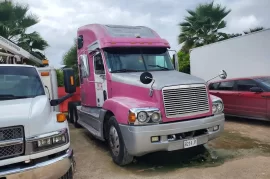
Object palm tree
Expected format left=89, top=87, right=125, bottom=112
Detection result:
left=178, top=1, right=231, bottom=52
left=0, top=0, right=48, bottom=58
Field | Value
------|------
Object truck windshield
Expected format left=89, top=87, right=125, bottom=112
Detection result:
left=0, top=66, right=45, bottom=100
left=104, top=47, right=174, bottom=72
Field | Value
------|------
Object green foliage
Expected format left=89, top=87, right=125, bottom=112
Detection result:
left=56, top=69, right=64, bottom=87
left=0, top=0, right=48, bottom=58
left=62, top=39, right=80, bottom=86
left=178, top=1, right=231, bottom=52
left=178, top=51, right=190, bottom=74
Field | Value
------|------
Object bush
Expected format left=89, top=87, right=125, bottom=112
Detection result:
left=177, top=51, right=190, bottom=74
left=56, top=69, right=64, bottom=87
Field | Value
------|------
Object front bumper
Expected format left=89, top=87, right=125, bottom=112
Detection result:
left=0, top=148, right=74, bottom=179
left=120, top=114, right=225, bottom=156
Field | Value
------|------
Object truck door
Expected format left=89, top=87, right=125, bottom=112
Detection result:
left=78, top=54, right=90, bottom=106
left=93, top=52, right=107, bottom=107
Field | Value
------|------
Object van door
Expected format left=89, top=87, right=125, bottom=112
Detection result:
left=93, top=53, right=107, bottom=107
left=235, top=79, right=267, bottom=119
left=215, top=80, right=238, bottom=115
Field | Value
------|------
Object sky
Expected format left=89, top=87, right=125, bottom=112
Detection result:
left=15, top=0, right=270, bottom=68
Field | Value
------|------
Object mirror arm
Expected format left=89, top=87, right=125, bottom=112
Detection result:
left=149, top=79, right=155, bottom=97
left=50, top=93, right=74, bottom=106
left=206, top=75, right=220, bottom=83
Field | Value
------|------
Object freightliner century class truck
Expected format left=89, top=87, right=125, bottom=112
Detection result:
left=67, top=24, right=227, bottom=166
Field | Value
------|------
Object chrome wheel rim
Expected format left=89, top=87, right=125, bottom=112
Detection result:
left=109, top=126, right=120, bottom=157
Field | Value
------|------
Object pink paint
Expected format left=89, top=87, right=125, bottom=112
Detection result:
left=76, top=24, right=213, bottom=125
left=104, top=81, right=213, bottom=124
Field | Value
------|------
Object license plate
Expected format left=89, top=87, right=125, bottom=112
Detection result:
left=184, top=138, right=197, bottom=148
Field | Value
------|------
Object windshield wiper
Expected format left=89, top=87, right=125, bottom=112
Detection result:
left=148, top=65, right=169, bottom=70
left=0, top=95, right=31, bottom=100
left=111, top=69, right=139, bottom=73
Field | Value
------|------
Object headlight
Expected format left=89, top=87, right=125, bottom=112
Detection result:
left=128, top=108, right=162, bottom=125
left=137, top=111, right=148, bottom=123
left=151, top=112, right=161, bottom=123
left=212, top=100, right=224, bottom=115
left=27, top=128, right=69, bottom=153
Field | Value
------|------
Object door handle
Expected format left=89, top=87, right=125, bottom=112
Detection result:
left=261, top=95, right=270, bottom=98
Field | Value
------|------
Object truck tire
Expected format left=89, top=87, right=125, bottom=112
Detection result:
left=60, top=165, right=73, bottom=179
left=67, top=102, right=74, bottom=123
left=107, top=116, right=133, bottom=166
left=72, top=106, right=81, bottom=128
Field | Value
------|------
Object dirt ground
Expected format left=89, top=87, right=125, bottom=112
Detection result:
left=70, top=117, right=270, bottom=179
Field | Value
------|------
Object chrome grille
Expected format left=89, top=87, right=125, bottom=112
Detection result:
left=0, top=126, right=24, bottom=160
left=162, top=84, right=210, bottom=118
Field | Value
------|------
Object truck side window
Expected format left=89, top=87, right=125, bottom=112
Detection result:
left=236, top=79, right=258, bottom=91
left=218, top=81, right=235, bottom=91
left=79, top=55, right=90, bottom=78
left=94, top=53, right=105, bottom=74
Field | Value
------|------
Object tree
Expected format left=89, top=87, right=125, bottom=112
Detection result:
left=244, top=26, right=264, bottom=34
left=178, top=51, right=190, bottom=74
left=62, top=40, right=80, bottom=86
left=0, top=0, right=48, bottom=59
left=178, top=1, right=231, bottom=52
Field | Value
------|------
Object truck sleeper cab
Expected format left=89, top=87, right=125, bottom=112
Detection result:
left=68, top=24, right=226, bottom=166
left=0, top=64, right=76, bottom=178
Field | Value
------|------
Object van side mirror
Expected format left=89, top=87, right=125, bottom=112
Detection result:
left=250, top=87, right=263, bottom=93
left=63, top=68, right=76, bottom=94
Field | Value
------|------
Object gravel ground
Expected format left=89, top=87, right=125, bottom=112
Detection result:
left=70, top=118, right=270, bottom=179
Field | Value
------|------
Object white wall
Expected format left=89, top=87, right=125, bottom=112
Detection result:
left=190, top=29, right=270, bottom=81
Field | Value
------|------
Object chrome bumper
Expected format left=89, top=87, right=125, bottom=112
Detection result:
left=119, top=114, right=225, bottom=156
left=0, top=148, right=74, bottom=179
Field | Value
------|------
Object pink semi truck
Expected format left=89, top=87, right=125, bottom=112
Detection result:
left=68, top=24, right=227, bottom=166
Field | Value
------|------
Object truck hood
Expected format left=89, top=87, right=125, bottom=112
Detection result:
left=0, top=96, right=51, bottom=137
left=111, top=70, right=206, bottom=90
left=0, top=98, right=33, bottom=120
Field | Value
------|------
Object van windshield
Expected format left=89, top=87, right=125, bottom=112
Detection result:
left=104, top=48, right=174, bottom=72
left=256, top=77, right=270, bottom=90
left=0, top=66, right=45, bottom=100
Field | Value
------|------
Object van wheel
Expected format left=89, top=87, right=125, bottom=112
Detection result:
left=107, top=116, right=133, bottom=166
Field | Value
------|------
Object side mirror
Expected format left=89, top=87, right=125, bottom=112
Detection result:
left=250, top=87, right=263, bottom=93
left=77, top=35, right=83, bottom=49
left=172, top=54, right=176, bottom=69
left=63, top=68, right=76, bottom=93
left=219, top=70, right=227, bottom=79
left=140, top=72, right=153, bottom=84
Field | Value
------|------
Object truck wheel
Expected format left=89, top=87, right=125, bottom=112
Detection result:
left=67, top=102, right=74, bottom=123
left=107, top=116, right=133, bottom=166
left=73, top=107, right=81, bottom=128
left=61, top=166, right=73, bottom=179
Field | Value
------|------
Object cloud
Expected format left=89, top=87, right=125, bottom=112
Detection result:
left=14, top=0, right=270, bottom=67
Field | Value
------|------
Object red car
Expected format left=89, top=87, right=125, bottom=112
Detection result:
left=208, top=76, right=270, bottom=121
